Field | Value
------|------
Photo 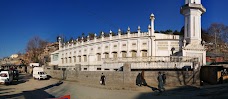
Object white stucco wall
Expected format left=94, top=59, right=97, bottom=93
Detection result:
left=52, top=31, right=181, bottom=71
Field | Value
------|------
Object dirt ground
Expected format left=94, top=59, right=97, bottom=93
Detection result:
left=1, top=73, right=228, bottom=99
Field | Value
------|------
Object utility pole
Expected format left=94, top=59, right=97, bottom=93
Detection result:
left=215, top=30, right=217, bottom=54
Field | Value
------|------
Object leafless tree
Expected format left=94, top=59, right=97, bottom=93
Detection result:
left=25, top=36, right=48, bottom=63
left=207, top=23, right=228, bottom=53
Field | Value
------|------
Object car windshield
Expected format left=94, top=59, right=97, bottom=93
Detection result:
left=0, top=73, right=8, bottom=77
left=38, top=72, right=45, bottom=75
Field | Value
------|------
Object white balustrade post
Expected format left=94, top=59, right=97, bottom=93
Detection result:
left=138, top=26, right=141, bottom=37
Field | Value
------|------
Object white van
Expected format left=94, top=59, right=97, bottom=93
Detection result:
left=33, top=67, right=47, bottom=80
left=0, top=70, right=13, bottom=84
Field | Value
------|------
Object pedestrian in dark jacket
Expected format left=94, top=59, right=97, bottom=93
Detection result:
left=162, top=72, right=166, bottom=85
left=157, top=72, right=165, bottom=92
left=100, top=73, right=106, bottom=85
left=136, top=73, right=142, bottom=86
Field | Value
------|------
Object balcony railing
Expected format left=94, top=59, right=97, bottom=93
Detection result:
left=103, top=56, right=198, bottom=64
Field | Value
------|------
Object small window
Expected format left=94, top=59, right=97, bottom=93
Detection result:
left=98, top=47, right=101, bottom=49
left=0, top=73, right=7, bottom=77
left=91, top=48, right=93, bottom=50
left=97, top=68, right=101, bottom=70
left=114, top=45, right=117, bottom=47
left=122, top=44, right=126, bottom=46
left=143, top=43, right=147, bottom=45
left=84, top=68, right=87, bottom=70
left=79, top=50, right=81, bottom=52
left=105, top=46, right=108, bottom=48
left=132, top=43, right=136, bottom=45
left=114, top=69, right=118, bottom=71
left=84, top=49, right=87, bottom=52
left=105, top=69, right=110, bottom=70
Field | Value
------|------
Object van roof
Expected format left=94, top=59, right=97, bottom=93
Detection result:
left=0, top=71, right=9, bottom=73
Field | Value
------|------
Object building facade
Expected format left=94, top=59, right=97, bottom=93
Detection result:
left=50, top=0, right=206, bottom=71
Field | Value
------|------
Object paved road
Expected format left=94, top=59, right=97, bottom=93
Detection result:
left=1, top=74, right=228, bottom=99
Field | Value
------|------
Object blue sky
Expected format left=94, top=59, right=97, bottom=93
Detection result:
left=0, top=0, right=227, bottom=58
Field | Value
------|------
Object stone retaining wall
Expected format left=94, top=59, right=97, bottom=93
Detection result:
left=45, top=64, right=200, bottom=88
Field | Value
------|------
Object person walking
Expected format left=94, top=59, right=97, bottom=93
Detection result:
left=162, top=72, right=166, bottom=85
left=100, top=73, right=106, bottom=85
left=157, top=72, right=165, bottom=92
left=136, top=73, right=142, bottom=86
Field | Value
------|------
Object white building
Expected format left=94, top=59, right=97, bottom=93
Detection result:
left=10, top=54, right=19, bottom=59
left=50, top=0, right=206, bottom=71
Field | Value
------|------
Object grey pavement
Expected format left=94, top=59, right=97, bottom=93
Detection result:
left=1, top=74, right=228, bottom=99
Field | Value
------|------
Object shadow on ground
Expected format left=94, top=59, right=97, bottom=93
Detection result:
left=9, top=73, right=32, bottom=86
left=135, top=84, right=228, bottom=99
left=0, top=88, right=15, bottom=95
left=0, top=81, right=63, bottom=99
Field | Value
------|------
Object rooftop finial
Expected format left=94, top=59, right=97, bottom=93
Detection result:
left=87, top=35, right=90, bottom=41
left=110, top=30, right=112, bottom=34
left=150, top=13, right=155, bottom=20
left=138, top=26, right=141, bottom=30
left=128, top=27, right=130, bottom=31
left=118, top=29, right=121, bottom=35
left=148, top=24, right=151, bottom=29
left=58, top=36, right=61, bottom=40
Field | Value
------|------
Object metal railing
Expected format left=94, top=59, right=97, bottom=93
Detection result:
left=103, top=56, right=199, bottom=64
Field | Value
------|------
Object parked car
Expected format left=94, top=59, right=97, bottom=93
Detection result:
left=33, top=67, right=47, bottom=80
left=0, top=70, right=13, bottom=85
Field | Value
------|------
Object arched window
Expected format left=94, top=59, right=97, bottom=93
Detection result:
left=121, top=51, right=127, bottom=58
left=73, top=56, right=76, bottom=63
left=78, top=56, right=81, bottom=62
left=61, top=58, right=64, bottom=64
left=104, top=52, right=109, bottom=58
left=141, top=50, right=147, bottom=57
left=131, top=50, right=137, bottom=58
left=83, top=55, right=87, bottom=62
left=112, top=52, right=118, bottom=59
left=97, top=53, right=101, bottom=61
left=69, top=57, right=72, bottom=63
left=65, top=57, right=68, bottom=63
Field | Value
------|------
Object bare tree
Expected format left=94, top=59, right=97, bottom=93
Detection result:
left=25, top=36, right=48, bottom=63
left=207, top=23, right=228, bottom=53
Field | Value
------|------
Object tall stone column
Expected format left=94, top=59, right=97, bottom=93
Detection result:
left=181, top=0, right=206, bottom=65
